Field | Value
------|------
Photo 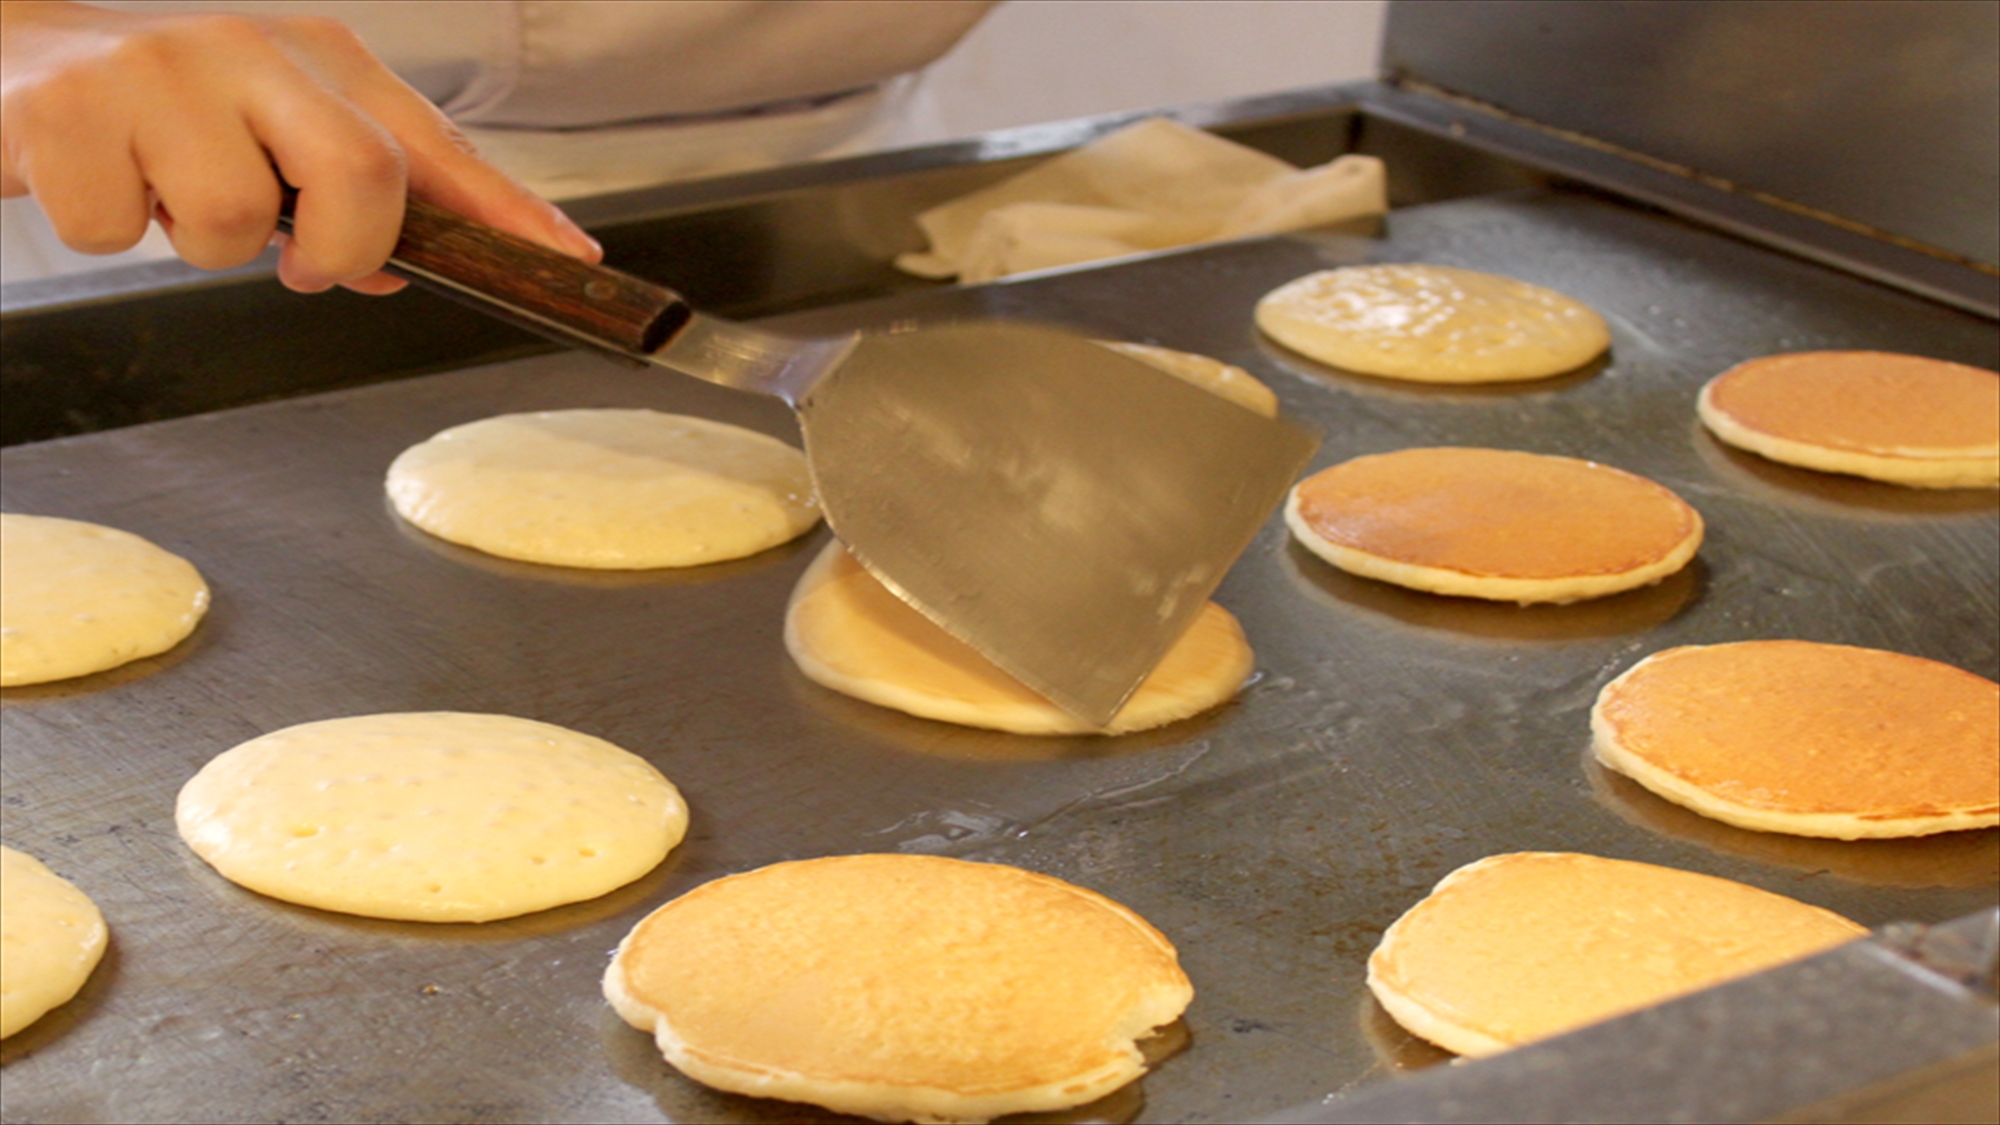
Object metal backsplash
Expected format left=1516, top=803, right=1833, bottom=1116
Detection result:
left=1383, top=0, right=2000, bottom=268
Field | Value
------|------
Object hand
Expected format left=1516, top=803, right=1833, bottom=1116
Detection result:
left=0, top=0, right=601, bottom=293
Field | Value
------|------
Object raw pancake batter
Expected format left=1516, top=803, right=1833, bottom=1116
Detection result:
left=177, top=712, right=687, bottom=922
left=386, top=409, right=818, bottom=569
left=0, top=513, right=210, bottom=686
left=1255, top=264, right=1609, bottom=383
left=605, top=854, right=1192, bottom=1123
left=1368, top=852, right=1866, bottom=1057
left=0, top=846, right=108, bottom=1039
left=1593, top=641, right=2000, bottom=838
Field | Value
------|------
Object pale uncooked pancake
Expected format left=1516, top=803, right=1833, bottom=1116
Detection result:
left=1593, top=642, right=2000, bottom=839
left=1255, top=264, right=1610, bottom=382
left=605, top=854, right=1192, bottom=1123
left=177, top=712, right=687, bottom=922
left=1, top=513, right=210, bottom=686
left=0, top=846, right=108, bottom=1039
left=1698, top=352, right=1999, bottom=489
left=785, top=543, right=1254, bottom=735
left=1096, top=341, right=1279, bottom=417
left=1286, top=447, right=1703, bottom=603
left=386, top=409, right=819, bottom=568
left=1368, top=852, right=1865, bottom=1057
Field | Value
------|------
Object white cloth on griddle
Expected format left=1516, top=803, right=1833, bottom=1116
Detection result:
left=896, top=117, right=1388, bottom=283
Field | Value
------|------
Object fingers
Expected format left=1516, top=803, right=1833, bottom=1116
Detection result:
left=3, top=8, right=401, bottom=278
left=260, top=117, right=406, bottom=294
left=138, top=105, right=281, bottom=271
left=306, top=24, right=600, bottom=264
left=12, top=116, right=152, bottom=254
left=223, top=16, right=407, bottom=291
left=337, top=272, right=408, bottom=296
left=252, top=14, right=598, bottom=292
left=403, top=124, right=602, bottom=263
left=0, top=19, right=153, bottom=252
left=2, top=6, right=596, bottom=295
left=268, top=231, right=407, bottom=296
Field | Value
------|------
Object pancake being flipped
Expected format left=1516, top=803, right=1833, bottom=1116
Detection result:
left=1368, top=852, right=1866, bottom=1058
left=0, top=847, right=109, bottom=1039
left=1255, top=264, right=1609, bottom=383
left=1, top=513, right=210, bottom=686
left=1095, top=341, right=1279, bottom=417
left=1593, top=641, right=2000, bottom=839
left=177, top=712, right=688, bottom=922
left=386, top=409, right=818, bottom=568
left=1286, top=447, right=1703, bottom=604
left=1698, top=352, right=1999, bottom=489
left=605, top=854, right=1193, bottom=1123
left=786, top=543, right=1254, bottom=735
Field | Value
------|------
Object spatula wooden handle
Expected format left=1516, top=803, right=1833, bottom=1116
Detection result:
left=277, top=189, right=692, bottom=357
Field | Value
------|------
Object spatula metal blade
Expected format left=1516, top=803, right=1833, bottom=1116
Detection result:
left=336, top=198, right=1315, bottom=725
left=799, top=321, right=1318, bottom=728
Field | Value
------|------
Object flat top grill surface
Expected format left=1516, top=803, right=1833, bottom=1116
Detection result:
left=3, top=186, right=1996, bottom=1124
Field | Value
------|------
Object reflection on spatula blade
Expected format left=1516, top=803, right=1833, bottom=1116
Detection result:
left=347, top=195, right=1317, bottom=727
left=798, top=322, right=1316, bottom=726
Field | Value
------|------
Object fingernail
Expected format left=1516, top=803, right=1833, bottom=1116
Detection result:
left=566, top=227, right=603, bottom=260
left=551, top=208, right=601, bottom=259
left=276, top=256, right=333, bottom=294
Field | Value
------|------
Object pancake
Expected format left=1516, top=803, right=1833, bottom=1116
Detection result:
left=604, top=854, right=1192, bottom=1123
left=785, top=542, right=1254, bottom=735
left=1698, top=352, right=2000, bottom=489
left=1368, top=852, right=1866, bottom=1057
left=386, top=409, right=818, bottom=568
left=1286, top=447, right=1703, bottom=604
left=1254, top=264, right=1609, bottom=383
left=0, top=847, right=109, bottom=1039
left=176, top=712, right=687, bottom=922
left=1096, top=341, right=1280, bottom=417
left=1, top=513, right=210, bottom=686
left=1593, top=641, right=2000, bottom=839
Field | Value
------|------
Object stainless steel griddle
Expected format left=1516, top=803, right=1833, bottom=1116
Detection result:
left=4, top=172, right=1996, bottom=1122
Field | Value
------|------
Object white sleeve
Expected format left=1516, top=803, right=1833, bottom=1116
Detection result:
left=85, top=1, right=998, bottom=127
left=80, top=1, right=513, bottom=108
left=449, top=0, right=1000, bottom=127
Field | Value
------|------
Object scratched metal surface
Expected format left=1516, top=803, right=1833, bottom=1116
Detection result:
left=2, top=187, right=1996, bottom=1125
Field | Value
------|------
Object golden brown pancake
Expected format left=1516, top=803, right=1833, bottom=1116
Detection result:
left=785, top=543, right=1254, bottom=735
left=1698, top=352, right=1999, bottom=488
left=604, top=854, right=1193, bottom=1123
left=1254, top=264, right=1609, bottom=383
left=1286, top=447, right=1703, bottom=603
left=1593, top=642, right=2000, bottom=839
left=1368, top=852, right=1866, bottom=1057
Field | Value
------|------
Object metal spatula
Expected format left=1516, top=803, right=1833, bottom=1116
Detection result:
left=301, top=196, right=1317, bottom=727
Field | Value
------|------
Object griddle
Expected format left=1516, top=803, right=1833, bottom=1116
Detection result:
left=4, top=175, right=1995, bottom=1123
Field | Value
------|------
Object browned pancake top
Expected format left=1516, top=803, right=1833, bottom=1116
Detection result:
left=1599, top=641, right=2000, bottom=819
left=1707, top=352, right=2000, bottom=454
left=616, top=854, right=1188, bottom=1092
left=1293, top=447, right=1699, bottom=579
